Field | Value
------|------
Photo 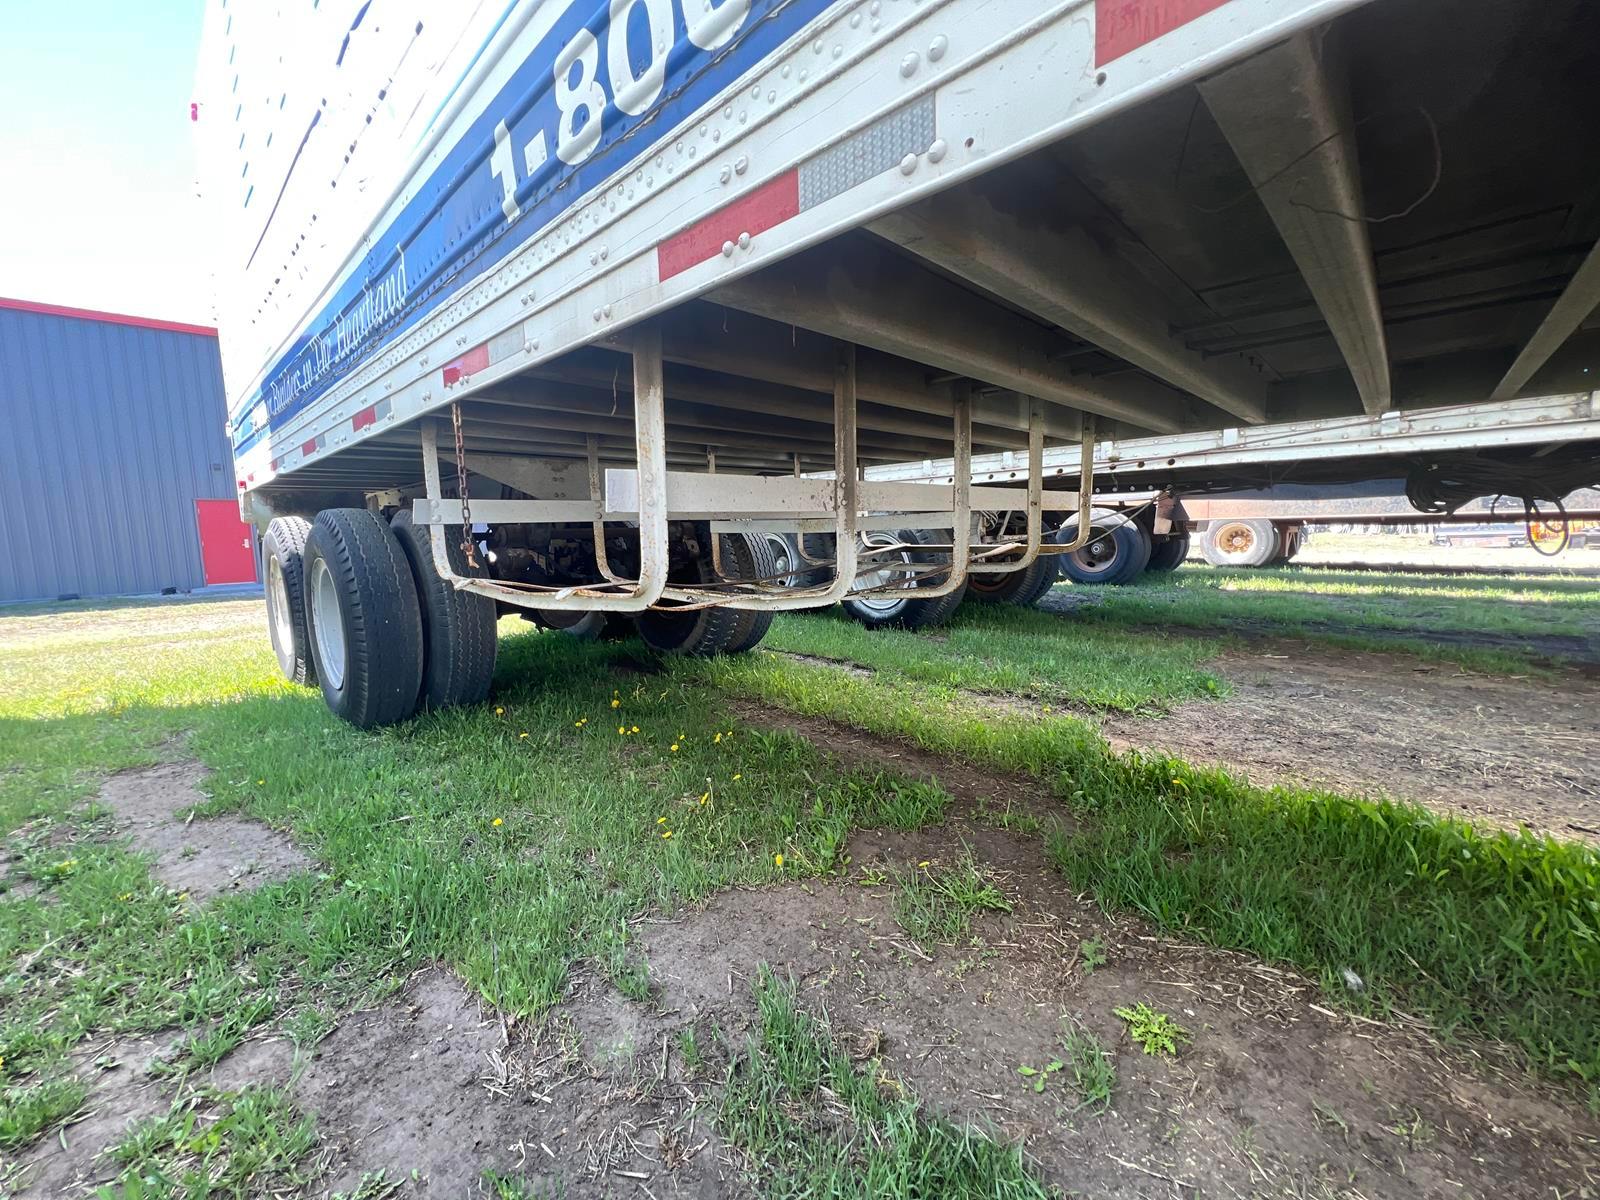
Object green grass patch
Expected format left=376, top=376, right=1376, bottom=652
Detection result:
left=98, top=1084, right=318, bottom=1198
left=0, top=601, right=956, bottom=1164
left=1058, top=1023, right=1115, bottom=1111
left=891, top=852, right=1012, bottom=949
left=716, top=968, right=1050, bottom=1199
left=1057, top=563, right=1600, bottom=668
left=765, top=603, right=1225, bottom=712
left=693, top=652, right=1600, bottom=1087
left=0, top=1075, right=89, bottom=1151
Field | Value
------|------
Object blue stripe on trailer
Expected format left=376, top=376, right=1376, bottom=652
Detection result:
left=234, top=0, right=835, bottom=458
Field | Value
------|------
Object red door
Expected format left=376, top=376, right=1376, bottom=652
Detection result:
left=195, top=499, right=257, bottom=585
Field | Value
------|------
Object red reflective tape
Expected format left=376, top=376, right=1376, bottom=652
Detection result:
left=442, top=343, right=491, bottom=387
left=352, top=404, right=379, bottom=431
left=1095, top=0, right=1230, bottom=65
left=302, top=439, right=318, bottom=456
left=657, top=171, right=800, bottom=281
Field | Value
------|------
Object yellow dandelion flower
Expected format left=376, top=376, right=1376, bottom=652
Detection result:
left=619, top=725, right=627, bottom=735
left=118, top=892, right=132, bottom=902
left=631, top=725, right=640, bottom=733
left=714, top=733, right=722, bottom=744
left=678, top=732, right=685, bottom=739
left=670, top=743, right=680, bottom=752
left=917, top=860, right=930, bottom=869
left=699, top=792, right=710, bottom=805
left=732, top=773, right=742, bottom=781
left=775, top=853, right=784, bottom=868
left=495, top=706, right=505, bottom=715
left=662, top=830, right=673, bottom=839
left=256, top=779, right=265, bottom=786
left=611, top=698, right=621, bottom=709
left=657, top=816, right=667, bottom=824
left=519, top=732, right=529, bottom=739
left=492, top=818, right=503, bottom=827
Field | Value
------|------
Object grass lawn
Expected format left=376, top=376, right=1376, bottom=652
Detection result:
left=1057, top=563, right=1600, bottom=670
left=2, top=594, right=1597, bottom=1191
left=761, top=603, right=1227, bottom=713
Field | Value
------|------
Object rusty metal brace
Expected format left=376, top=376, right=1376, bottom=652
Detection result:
left=419, top=328, right=670, bottom=611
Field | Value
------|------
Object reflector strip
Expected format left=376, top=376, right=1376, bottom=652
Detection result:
left=441, top=344, right=491, bottom=387
left=657, top=172, right=800, bottom=280
left=1095, top=0, right=1231, bottom=65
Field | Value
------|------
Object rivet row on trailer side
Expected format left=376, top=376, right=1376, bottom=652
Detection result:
left=194, top=0, right=1600, bottom=725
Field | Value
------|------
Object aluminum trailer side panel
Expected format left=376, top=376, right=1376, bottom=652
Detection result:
left=198, top=0, right=1368, bottom=493
left=865, top=393, right=1600, bottom=487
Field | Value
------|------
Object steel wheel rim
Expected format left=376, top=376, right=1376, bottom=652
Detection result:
left=266, top=554, right=294, bottom=661
left=852, top=531, right=916, bottom=613
left=1068, top=528, right=1120, bottom=576
left=1216, top=522, right=1256, bottom=556
left=762, top=533, right=799, bottom=588
left=310, top=557, right=347, bottom=690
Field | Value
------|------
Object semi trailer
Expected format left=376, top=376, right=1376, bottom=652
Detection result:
left=196, top=0, right=1600, bottom=725
left=866, top=392, right=1600, bottom=580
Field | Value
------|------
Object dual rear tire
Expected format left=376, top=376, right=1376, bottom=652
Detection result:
left=263, top=509, right=495, bottom=728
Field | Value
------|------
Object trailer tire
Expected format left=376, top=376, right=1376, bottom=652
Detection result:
left=634, top=524, right=745, bottom=656
left=842, top=528, right=968, bottom=629
left=1144, top=532, right=1191, bottom=574
left=1201, top=519, right=1280, bottom=567
left=723, top=533, right=777, bottom=654
left=759, top=532, right=804, bottom=589
left=965, top=555, right=1059, bottom=607
left=263, top=516, right=317, bottom=686
left=390, top=511, right=498, bottom=710
left=303, top=509, right=425, bottom=728
left=1056, top=510, right=1151, bottom=585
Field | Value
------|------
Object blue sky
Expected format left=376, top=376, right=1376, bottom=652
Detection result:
left=0, top=1, right=211, bottom=324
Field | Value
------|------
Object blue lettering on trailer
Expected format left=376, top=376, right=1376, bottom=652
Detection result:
left=234, top=0, right=833, bottom=456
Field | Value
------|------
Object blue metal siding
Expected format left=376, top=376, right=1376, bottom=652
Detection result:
left=0, top=306, right=238, bottom=603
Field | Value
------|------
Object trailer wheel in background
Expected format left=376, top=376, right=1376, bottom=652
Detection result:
left=303, top=509, right=425, bottom=728
left=1201, top=519, right=1280, bottom=567
left=723, top=532, right=778, bottom=654
left=760, top=532, right=802, bottom=589
left=841, top=528, right=968, bottom=629
left=965, top=555, right=1059, bottom=607
left=262, top=517, right=317, bottom=686
left=529, top=609, right=632, bottom=641
left=634, top=525, right=747, bottom=656
left=1144, top=532, right=1192, bottom=574
left=390, top=510, right=498, bottom=710
left=1267, top=525, right=1302, bottom=566
left=1056, top=510, right=1151, bottom=586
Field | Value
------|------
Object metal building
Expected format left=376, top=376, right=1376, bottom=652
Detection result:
left=0, top=297, right=257, bottom=604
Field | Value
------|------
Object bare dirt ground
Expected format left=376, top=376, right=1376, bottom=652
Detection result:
left=97, top=760, right=311, bottom=901
left=1098, top=644, right=1600, bottom=843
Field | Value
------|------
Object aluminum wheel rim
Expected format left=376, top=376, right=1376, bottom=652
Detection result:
left=266, top=554, right=294, bottom=661
left=852, top=531, right=916, bottom=613
left=762, top=533, right=799, bottom=588
left=310, top=557, right=347, bottom=690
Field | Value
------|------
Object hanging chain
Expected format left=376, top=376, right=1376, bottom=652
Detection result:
left=450, top=401, right=480, bottom=568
